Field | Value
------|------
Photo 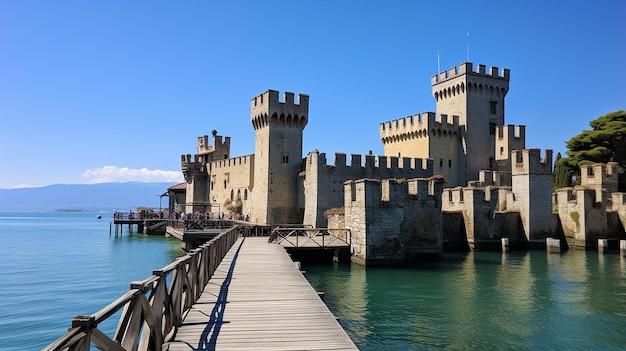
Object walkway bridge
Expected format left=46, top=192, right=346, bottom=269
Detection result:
left=43, top=227, right=357, bottom=351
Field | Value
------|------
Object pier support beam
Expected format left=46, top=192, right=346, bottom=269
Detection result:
left=598, top=239, right=608, bottom=253
left=620, top=240, right=626, bottom=257
left=546, top=238, right=560, bottom=253
left=501, top=238, right=509, bottom=253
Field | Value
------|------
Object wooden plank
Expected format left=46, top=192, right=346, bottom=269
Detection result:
left=163, top=237, right=358, bottom=351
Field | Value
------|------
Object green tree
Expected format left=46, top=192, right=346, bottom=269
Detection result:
left=559, top=110, right=626, bottom=191
left=224, top=196, right=243, bottom=214
left=553, top=152, right=575, bottom=190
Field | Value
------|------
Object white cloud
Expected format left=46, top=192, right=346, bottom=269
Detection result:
left=11, top=184, right=38, bottom=189
left=83, top=166, right=184, bottom=184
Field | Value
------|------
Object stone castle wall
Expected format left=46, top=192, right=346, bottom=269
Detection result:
left=555, top=163, right=626, bottom=248
left=380, top=113, right=463, bottom=186
left=303, top=150, right=432, bottom=227
left=207, top=155, right=255, bottom=217
left=343, top=178, right=444, bottom=265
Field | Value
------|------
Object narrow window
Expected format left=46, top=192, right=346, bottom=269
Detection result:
left=489, top=123, right=497, bottom=135
left=490, top=101, right=497, bottom=114
left=282, top=155, right=289, bottom=163
left=439, top=159, right=443, bottom=167
left=448, top=159, right=452, bottom=167
left=500, top=147, right=504, bottom=156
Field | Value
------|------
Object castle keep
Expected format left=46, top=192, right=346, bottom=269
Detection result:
left=179, top=62, right=625, bottom=264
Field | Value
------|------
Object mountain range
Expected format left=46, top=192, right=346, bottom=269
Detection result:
left=0, top=182, right=179, bottom=212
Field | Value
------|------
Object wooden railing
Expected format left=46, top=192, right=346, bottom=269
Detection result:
left=270, top=227, right=351, bottom=248
left=43, top=227, right=240, bottom=351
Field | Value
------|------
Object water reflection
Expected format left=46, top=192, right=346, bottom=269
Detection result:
left=304, top=250, right=626, bottom=351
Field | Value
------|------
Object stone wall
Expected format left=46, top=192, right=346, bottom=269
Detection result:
left=343, top=178, right=444, bottom=265
left=303, top=150, right=432, bottom=227
left=554, top=163, right=626, bottom=248
left=509, top=149, right=554, bottom=241
left=207, top=155, right=255, bottom=217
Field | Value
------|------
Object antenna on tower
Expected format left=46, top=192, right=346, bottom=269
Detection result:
left=437, top=50, right=441, bottom=74
left=466, top=32, right=470, bottom=62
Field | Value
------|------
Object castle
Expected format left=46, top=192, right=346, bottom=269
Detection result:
left=178, top=62, right=626, bottom=265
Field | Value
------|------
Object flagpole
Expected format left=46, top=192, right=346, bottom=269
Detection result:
left=467, top=32, right=470, bottom=62
left=437, top=50, right=440, bottom=74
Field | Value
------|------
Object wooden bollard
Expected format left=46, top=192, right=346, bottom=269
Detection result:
left=598, top=239, right=608, bottom=253
left=501, top=238, right=509, bottom=253
left=546, top=238, right=560, bottom=253
left=620, top=240, right=626, bottom=257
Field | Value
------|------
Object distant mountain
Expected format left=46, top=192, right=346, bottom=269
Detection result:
left=0, top=182, right=180, bottom=212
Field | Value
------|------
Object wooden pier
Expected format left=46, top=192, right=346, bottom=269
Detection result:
left=163, top=236, right=358, bottom=350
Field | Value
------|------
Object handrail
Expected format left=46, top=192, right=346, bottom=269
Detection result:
left=270, top=227, right=351, bottom=248
left=42, top=227, right=240, bottom=351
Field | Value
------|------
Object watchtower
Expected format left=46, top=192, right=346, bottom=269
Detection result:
left=432, top=62, right=510, bottom=183
left=250, top=90, right=309, bottom=224
left=510, top=149, right=553, bottom=241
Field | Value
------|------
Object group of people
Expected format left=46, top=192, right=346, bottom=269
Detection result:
left=173, top=211, right=250, bottom=222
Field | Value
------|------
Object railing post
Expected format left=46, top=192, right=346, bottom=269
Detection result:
left=71, top=315, right=95, bottom=351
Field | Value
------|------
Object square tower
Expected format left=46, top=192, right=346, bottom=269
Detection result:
left=431, top=62, right=510, bottom=184
left=250, top=90, right=309, bottom=224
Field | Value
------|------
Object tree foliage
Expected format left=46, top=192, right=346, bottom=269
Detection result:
left=224, top=196, right=243, bottom=214
left=553, top=152, right=575, bottom=190
left=554, top=110, right=626, bottom=191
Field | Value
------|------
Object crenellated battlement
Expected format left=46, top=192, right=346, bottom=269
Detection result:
left=208, top=154, right=254, bottom=170
left=197, top=132, right=230, bottom=154
left=497, top=125, right=525, bottom=141
left=379, top=112, right=460, bottom=143
left=511, top=149, right=553, bottom=175
left=385, top=178, right=443, bottom=202
left=431, top=62, right=510, bottom=85
left=250, top=90, right=309, bottom=130
left=309, top=150, right=431, bottom=173
left=348, top=177, right=443, bottom=205
left=495, top=125, right=526, bottom=161
left=580, top=162, right=619, bottom=194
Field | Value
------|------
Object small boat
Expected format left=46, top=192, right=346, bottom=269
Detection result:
left=97, top=215, right=102, bottom=219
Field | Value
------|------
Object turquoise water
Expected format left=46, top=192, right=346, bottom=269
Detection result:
left=2, top=212, right=625, bottom=350
left=0, top=212, right=182, bottom=350
left=304, top=250, right=626, bottom=351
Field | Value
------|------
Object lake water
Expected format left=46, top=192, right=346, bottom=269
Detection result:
left=304, top=250, right=626, bottom=350
left=0, top=212, right=182, bottom=350
left=1, top=212, right=625, bottom=350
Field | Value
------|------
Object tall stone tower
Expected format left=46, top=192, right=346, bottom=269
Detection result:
left=250, top=90, right=309, bottom=224
left=181, top=130, right=231, bottom=214
left=431, top=62, right=510, bottom=183
left=510, top=149, right=553, bottom=241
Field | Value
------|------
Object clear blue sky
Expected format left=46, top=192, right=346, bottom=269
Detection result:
left=0, top=1, right=624, bottom=189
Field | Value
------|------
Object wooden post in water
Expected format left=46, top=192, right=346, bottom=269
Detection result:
left=501, top=238, right=509, bottom=253
left=598, top=239, right=608, bottom=253
left=620, top=240, right=626, bottom=257
left=546, top=238, right=560, bottom=253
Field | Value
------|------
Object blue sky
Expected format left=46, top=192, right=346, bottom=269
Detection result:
left=0, top=1, right=624, bottom=189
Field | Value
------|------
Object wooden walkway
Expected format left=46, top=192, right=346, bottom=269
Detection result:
left=163, top=236, right=358, bottom=351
